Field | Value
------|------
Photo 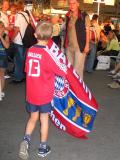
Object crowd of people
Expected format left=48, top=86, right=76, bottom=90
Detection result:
left=0, top=0, right=120, bottom=159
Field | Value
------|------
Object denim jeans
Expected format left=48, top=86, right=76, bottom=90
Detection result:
left=85, top=42, right=97, bottom=72
left=14, top=44, right=26, bottom=81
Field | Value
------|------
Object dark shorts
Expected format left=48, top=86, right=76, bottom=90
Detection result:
left=26, top=102, right=52, bottom=113
left=0, top=56, right=8, bottom=68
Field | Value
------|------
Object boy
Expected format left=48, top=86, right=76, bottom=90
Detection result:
left=19, top=21, right=66, bottom=159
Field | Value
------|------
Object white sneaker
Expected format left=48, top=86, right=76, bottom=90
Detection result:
left=4, top=75, right=11, bottom=79
left=1, top=92, right=5, bottom=98
left=108, top=70, right=116, bottom=76
left=0, top=96, right=2, bottom=101
left=19, top=140, right=29, bottom=160
left=112, top=72, right=120, bottom=79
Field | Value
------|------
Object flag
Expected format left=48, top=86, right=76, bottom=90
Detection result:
left=46, top=40, right=99, bottom=138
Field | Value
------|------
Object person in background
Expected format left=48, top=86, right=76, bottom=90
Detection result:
left=19, top=21, right=66, bottom=159
left=103, top=19, right=112, bottom=35
left=59, top=17, right=66, bottom=53
left=8, top=3, right=17, bottom=40
left=97, top=30, right=108, bottom=51
left=51, top=15, right=61, bottom=48
left=85, top=14, right=101, bottom=73
left=64, top=0, right=90, bottom=80
left=12, top=1, right=29, bottom=82
left=0, top=0, right=10, bottom=32
left=108, top=62, right=120, bottom=89
left=100, top=30, right=120, bottom=57
left=0, top=21, right=9, bottom=101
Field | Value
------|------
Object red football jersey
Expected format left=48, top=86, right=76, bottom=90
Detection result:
left=25, top=45, right=66, bottom=105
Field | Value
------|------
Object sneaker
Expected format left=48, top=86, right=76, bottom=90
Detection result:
left=108, top=70, right=116, bottom=76
left=0, top=92, right=5, bottom=101
left=1, top=92, right=5, bottom=98
left=0, top=96, right=2, bottom=101
left=38, top=145, right=51, bottom=158
left=19, top=140, right=29, bottom=160
left=112, top=72, right=120, bottom=79
left=107, top=81, right=120, bottom=89
left=4, top=75, right=11, bottom=79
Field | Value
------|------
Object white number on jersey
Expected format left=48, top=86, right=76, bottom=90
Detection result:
left=28, top=59, right=40, bottom=77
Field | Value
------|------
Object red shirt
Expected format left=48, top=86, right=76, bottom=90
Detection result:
left=8, top=15, right=15, bottom=40
left=25, top=45, right=66, bottom=105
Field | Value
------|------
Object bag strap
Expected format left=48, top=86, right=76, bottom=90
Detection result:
left=18, top=12, right=29, bottom=24
left=19, top=30, right=23, bottom=40
left=18, top=12, right=29, bottom=40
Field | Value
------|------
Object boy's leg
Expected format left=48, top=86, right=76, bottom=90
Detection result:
left=19, top=103, right=39, bottom=160
left=25, top=112, right=39, bottom=137
left=38, top=103, right=52, bottom=157
left=40, top=113, right=49, bottom=143
left=38, top=112, right=51, bottom=157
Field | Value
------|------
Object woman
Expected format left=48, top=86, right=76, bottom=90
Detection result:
left=101, top=30, right=120, bottom=56
left=0, top=21, right=9, bottom=101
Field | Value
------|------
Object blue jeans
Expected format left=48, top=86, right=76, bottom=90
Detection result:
left=14, top=44, right=26, bottom=81
left=85, top=42, right=97, bottom=72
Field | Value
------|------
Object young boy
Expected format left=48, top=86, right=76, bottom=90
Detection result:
left=19, top=21, right=66, bottom=159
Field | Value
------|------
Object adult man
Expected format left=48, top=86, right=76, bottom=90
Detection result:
left=12, top=1, right=29, bottom=82
left=85, top=14, right=101, bottom=73
left=64, top=0, right=90, bottom=79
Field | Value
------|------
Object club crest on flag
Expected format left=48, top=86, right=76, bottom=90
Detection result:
left=54, top=76, right=69, bottom=98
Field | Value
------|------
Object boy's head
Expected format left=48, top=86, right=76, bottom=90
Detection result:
left=35, top=21, right=53, bottom=41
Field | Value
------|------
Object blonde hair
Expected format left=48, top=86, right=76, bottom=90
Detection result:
left=35, top=21, right=53, bottom=40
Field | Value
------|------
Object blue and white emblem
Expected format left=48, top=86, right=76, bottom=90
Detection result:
left=54, top=76, right=69, bottom=98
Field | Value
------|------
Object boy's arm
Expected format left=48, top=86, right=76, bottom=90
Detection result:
left=47, top=54, right=66, bottom=77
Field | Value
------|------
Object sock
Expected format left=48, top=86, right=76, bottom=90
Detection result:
left=23, top=134, right=31, bottom=144
left=39, top=142, right=47, bottom=149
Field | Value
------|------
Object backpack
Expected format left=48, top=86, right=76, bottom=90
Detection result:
left=19, top=12, right=37, bottom=48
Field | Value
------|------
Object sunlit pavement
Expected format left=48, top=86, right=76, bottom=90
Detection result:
left=0, top=70, right=120, bottom=160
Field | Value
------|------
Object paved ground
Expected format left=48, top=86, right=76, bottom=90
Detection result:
left=0, top=70, right=120, bottom=160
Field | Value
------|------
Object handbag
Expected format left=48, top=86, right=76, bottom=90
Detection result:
left=96, top=55, right=111, bottom=70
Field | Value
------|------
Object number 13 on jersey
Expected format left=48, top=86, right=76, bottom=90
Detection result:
left=28, top=59, right=40, bottom=77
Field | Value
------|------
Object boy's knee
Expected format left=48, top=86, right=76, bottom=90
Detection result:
left=30, top=113, right=39, bottom=122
